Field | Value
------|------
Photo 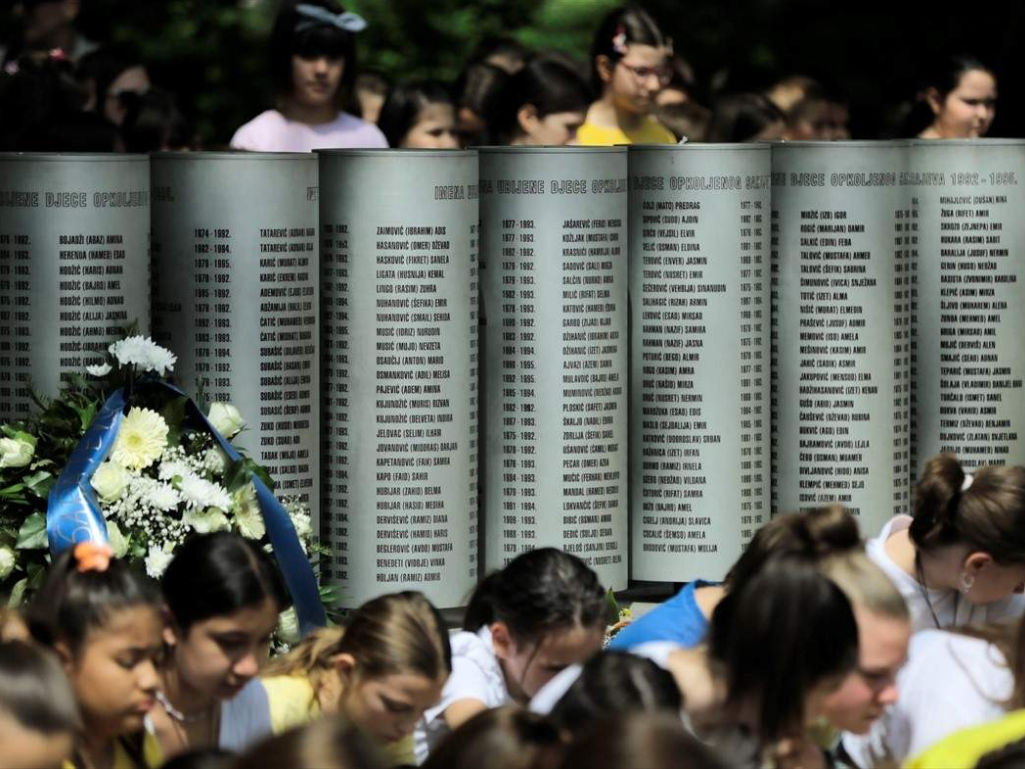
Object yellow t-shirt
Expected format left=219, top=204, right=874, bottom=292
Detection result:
left=905, top=709, right=1025, bottom=769
left=62, top=733, right=162, bottom=769
left=575, top=116, right=676, bottom=146
left=260, top=674, right=414, bottom=766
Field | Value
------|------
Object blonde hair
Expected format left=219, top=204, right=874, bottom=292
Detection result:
left=819, top=551, right=909, bottom=622
left=264, top=591, right=451, bottom=691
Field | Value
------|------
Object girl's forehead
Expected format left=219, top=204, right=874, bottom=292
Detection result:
left=623, top=44, right=669, bottom=63
left=86, top=604, right=162, bottom=644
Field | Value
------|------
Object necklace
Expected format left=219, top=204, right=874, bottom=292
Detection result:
left=914, top=551, right=956, bottom=629
left=154, top=689, right=214, bottom=725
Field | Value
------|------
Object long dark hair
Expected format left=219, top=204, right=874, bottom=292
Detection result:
left=488, top=56, right=592, bottom=143
left=708, top=558, right=859, bottom=743
left=463, top=548, right=606, bottom=644
left=162, top=532, right=289, bottom=635
left=269, top=0, right=359, bottom=107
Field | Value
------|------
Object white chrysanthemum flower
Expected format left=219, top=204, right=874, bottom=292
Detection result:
left=0, top=545, right=15, bottom=579
left=111, top=408, right=169, bottom=470
left=86, top=362, right=112, bottom=377
left=144, top=542, right=175, bottom=579
left=145, top=482, right=179, bottom=512
left=91, top=461, right=131, bottom=501
left=108, top=336, right=177, bottom=376
left=106, top=520, right=130, bottom=558
left=207, top=403, right=246, bottom=438
left=183, top=506, right=230, bottom=534
left=179, top=474, right=232, bottom=511
left=232, top=484, right=265, bottom=540
left=157, top=459, right=190, bottom=483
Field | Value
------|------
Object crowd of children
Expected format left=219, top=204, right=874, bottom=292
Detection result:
left=5, top=451, right=1025, bottom=768
left=0, top=1, right=999, bottom=152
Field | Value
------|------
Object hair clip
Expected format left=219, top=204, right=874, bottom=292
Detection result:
left=611, top=25, right=628, bottom=56
left=74, top=542, right=113, bottom=573
left=295, top=4, right=367, bottom=34
left=961, top=472, right=974, bottom=492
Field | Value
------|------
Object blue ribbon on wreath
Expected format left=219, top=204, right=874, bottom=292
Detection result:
left=47, top=381, right=326, bottom=635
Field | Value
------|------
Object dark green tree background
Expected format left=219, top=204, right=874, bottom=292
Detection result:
left=4, top=0, right=1024, bottom=145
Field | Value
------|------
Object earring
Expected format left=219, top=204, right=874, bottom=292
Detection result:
left=959, top=571, right=975, bottom=595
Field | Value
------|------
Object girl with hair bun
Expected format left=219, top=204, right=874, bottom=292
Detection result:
left=230, top=0, right=387, bottom=151
left=250, top=591, right=451, bottom=765
left=576, top=5, right=676, bottom=145
left=26, top=543, right=165, bottom=769
left=609, top=504, right=860, bottom=650
left=148, top=532, right=290, bottom=759
left=869, top=453, right=1025, bottom=631
left=488, top=55, right=592, bottom=146
left=414, top=547, right=607, bottom=763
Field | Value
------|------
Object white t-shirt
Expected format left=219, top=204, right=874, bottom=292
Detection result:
left=842, top=630, right=1013, bottom=767
left=230, top=109, right=388, bottom=152
left=413, top=626, right=510, bottom=763
left=866, top=515, right=1025, bottom=632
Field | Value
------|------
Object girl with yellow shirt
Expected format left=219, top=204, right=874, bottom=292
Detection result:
left=577, top=6, right=677, bottom=146
left=26, top=544, right=165, bottom=769
left=253, top=591, right=451, bottom=765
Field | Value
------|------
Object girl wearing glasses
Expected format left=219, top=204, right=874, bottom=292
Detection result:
left=577, top=6, right=677, bottom=146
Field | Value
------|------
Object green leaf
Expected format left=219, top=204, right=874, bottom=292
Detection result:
left=0, top=483, right=26, bottom=498
left=23, top=471, right=55, bottom=499
left=15, top=512, right=48, bottom=550
left=72, top=401, right=98, bottom=432
left=161, top=396, right=188, bottom=445
left=605, top=587, right=621, bottom=626
left=7, top=578, right=28, bottom=607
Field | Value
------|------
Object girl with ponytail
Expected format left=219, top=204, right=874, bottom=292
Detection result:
left=248, top=591, right=450, bottom=765
left=869, top=453, right=1025, bottom=631
left=27, top=544, right=165, bottom=769
left=414, top=547, right=607, bottom=763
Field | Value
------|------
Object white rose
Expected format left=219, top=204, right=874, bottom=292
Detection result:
left=144, top=543, right=175, bottom=579
left=0, top=546, right=16, bottom=579
left=91, top=461, right=130, bottom=501
left=207, top=403, right=245, bottom=438
left=0, top=435, right=35, bottom=469
left=86, top=363, right=112, bottom=377
left=106, top=520, right=130, bottom=559
left=183, top=506, right=230, bottom=534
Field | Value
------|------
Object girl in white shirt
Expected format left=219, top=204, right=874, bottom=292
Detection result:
left=867, top=454, right=1025, bottom=633
left=414, top=547, right=607, bottom=763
